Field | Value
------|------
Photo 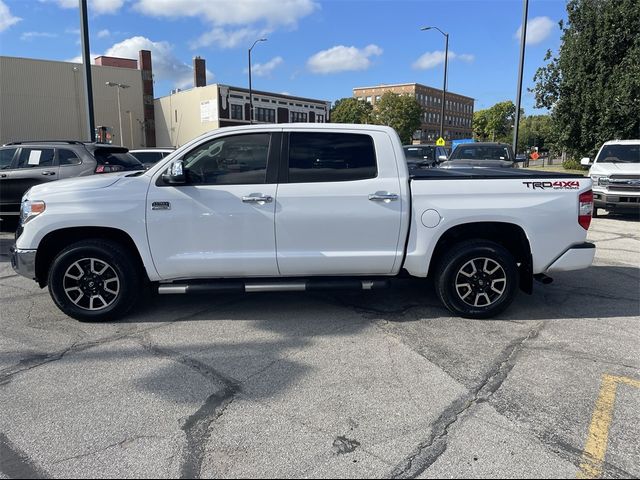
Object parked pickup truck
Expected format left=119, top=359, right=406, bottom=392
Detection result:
left=11, top=124, right=595, bottom=322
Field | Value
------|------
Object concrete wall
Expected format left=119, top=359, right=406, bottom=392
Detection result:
left=0, top=56, right=145, bottom=148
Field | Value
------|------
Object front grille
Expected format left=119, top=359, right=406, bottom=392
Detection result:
left=607, top=175, right=640, bottom=192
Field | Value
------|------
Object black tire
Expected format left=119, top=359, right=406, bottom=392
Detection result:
left=48, top=239, right=141, bottom=322
left=434, top=240, right=518, bottom=319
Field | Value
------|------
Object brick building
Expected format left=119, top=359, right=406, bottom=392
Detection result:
left=353, top=83, right=474, bottom=143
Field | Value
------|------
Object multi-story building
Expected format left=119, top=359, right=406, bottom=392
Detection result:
left=353, top=83, right=474, bottom=143
left=154, top=58, right=331, bottom=147
left=154, top=85, right=331, bottom=147
left=0, top=53, right=155, bottom=148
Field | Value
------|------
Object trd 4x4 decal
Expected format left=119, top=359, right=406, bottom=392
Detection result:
left=523, top=180, right=580, bottom=190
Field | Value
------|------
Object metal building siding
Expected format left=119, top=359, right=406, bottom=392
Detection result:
left=0, top=56, right=145, bottom=148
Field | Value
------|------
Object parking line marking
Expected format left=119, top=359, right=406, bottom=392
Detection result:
left=577, top=374, right=640, bottom=479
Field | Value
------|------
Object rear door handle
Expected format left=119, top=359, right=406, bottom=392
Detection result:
left=242, top=194, right=273, bottom=204
left=41, top=171, right=56, bottom=176
left=369, top=192, right=399, bottom=202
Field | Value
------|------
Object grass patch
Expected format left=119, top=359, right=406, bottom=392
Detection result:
left=525, top=164, right=588, bottom=176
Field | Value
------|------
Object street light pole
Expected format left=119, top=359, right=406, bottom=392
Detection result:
left=105, top=82, right=129, bottom=146
left=126, top=110, right=134, bottom=147
left=421, top=26, right=449, bottom=141
left=513, top=0, right=529, bottom=156
left=248, top=38, right=267, bottom=125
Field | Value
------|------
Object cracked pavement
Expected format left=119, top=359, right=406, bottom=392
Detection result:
left=0, top=214, right=638, bottom=478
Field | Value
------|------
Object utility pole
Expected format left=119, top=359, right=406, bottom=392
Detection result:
left=79, top=0, right=95, bottom=141
left=248, top=38, right=267, bottom=124
left=105, top=82, right=129, bottom=146
left=421, top=26, right=449, bottom=141
left=513, top=0, right=529, bottom=155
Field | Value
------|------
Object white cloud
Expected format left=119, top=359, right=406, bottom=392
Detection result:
left=515, top=16, right=555, bottom=45
left=0, top=0, right=21, bottom=32
left=21, top=31, right=58, bottom=41
left=133, top=0, right=317, bottom=27
left=97, top=29, right=111, bottom=38
left=190, top=27, right=262, bottom=49
left=41, top=0, right=125, bottom=14
left=307, top=44, right=382, bottom=74
left=245, top=56, right=283, bottom=77
left=412, top=50, right=475, bottom=70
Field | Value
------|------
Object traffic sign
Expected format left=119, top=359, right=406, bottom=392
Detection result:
left=530, top=151, right=540, bottom=160
left=436, top=137, right=446, bottom=146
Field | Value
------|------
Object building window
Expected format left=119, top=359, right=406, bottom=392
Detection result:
left=256, top=107, right=275, bottom=123
left=366, top=96, right=372, bottom=103
left=317, top=114, right=325, bottom=123
left=375, top=95, right=381, bottom=103
left=231, top=104, right=243, bottom=120
left=290, top=111, right=308, bottom=123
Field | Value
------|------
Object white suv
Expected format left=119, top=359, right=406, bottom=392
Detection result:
left=581, top=140, right=640, bottom=216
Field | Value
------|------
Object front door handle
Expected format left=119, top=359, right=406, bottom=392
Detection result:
left=242, top=194, right=273, bottom=204
left=369, top=192, right=399, bottom=202
left=41, top=171, right=56, bottom=176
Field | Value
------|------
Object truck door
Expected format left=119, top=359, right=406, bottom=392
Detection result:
left=275, top=130, right=404, bottom=275
left=146, top=131, right=280, bottom=279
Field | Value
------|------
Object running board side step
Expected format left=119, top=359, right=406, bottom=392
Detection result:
left=158, top=279, right=390, bottom=295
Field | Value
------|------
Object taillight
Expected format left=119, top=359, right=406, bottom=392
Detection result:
left=579, top=190, right=593, bottom=230
left=95, top=165, right=124, bottom=173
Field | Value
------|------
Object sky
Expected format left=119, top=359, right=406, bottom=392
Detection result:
left=0, top=0, right=568, bottom=115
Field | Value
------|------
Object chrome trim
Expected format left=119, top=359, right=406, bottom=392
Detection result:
left=245, top=282, right=306, bottom=292
left=362, top=281, right=374, bottom=290
left=242, top=195, right=273, bottom=204
left=10, top=247, right=37, bottom=280
left=158, top=285, right=188, bottom=294
left=368, top=193, right=399, bottom=202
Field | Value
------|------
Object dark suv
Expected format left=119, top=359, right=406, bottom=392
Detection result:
left=0, top=141, right=144, bottom=217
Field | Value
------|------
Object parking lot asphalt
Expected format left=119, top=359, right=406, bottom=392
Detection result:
left=0, top=214, right=638, bottom=479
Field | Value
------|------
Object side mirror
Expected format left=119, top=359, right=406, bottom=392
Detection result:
left=162, top=160, right=186, bottom=184
left=580, top=157, right=592, bottom=166
left=437, top=155, right=448, bottom=162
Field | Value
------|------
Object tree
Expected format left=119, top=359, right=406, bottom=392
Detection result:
left=330, top=97, right=373, bottom=124
left=371, top=92, right=422, bottom=144
left=532, top=0, right=640, bottom=158
left=472, top=101, right=517, bottom=142
left=517, top=115, right=558, bottom=154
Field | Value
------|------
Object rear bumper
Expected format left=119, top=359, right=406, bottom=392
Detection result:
left=10, top=246, right=37, bottom=280
left=546, top=242, right=595, bottom=273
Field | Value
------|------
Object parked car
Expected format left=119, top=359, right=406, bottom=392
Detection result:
left=128, top=148, right=175, bottom=168
left=12, top=124, right=595, bottom=322
left=440, top=142, right=519, bottom=169
left=402, top=144, right=448, bottom=169
left=581, top=139, right=640, bottom=216
left=0, top=141, right=144, bottom=218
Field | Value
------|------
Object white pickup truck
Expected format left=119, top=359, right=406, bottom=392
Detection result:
left=11, top=124, right=595, bottom=322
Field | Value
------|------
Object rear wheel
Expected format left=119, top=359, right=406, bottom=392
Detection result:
left=434, top=240, right=518, bottom=319
left=48, top=240, right=141, bottom=322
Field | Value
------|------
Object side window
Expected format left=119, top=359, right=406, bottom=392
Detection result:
left=15, top=148, right=55, bottom=169
left=58, top=149, right=82, bottom=166
left=288, top=132, right=377, bottom=183
left=183, top=133, right=271, bottom=185
left=0, top=148, right=17, bottom=170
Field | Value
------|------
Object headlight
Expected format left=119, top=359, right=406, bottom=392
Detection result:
left=590, top=175, right=609, bottom=186
left=20, top=200, right=46, bottom=225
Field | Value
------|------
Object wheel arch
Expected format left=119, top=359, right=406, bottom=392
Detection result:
left=35, top=227, right=147, bottom=288
left=428, top=222, right=533, bottom=294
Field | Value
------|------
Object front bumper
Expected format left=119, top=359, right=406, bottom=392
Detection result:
left=546, top=242, right=595, bottom=273
left=10, top=246, right=37, bottom=280
left=593, top=191, right=640, bottom=210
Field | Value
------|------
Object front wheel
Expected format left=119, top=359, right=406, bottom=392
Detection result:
left=434, top=240, right=519, bottom=319
left=48, top=240, right=141, bottom=322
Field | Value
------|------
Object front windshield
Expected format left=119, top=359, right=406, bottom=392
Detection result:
left=450, top=146, right=511, bottom=161
left=404, top=146, right=435, bottom=161
left=596, top=144, right=640, bottom=163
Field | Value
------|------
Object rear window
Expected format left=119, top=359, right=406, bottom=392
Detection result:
left=404, top=146, right=436, bottom=161
left=0, top=148, right=17, bottom=169
left=130, top=151, right=164, bottom=165
left=596, top=144, right=640, bottom=163
left=288, top=132, right=377, bottom=183
left=94, top=149, right=144, bottom=170
left=451, top=145, right=511, bottom=161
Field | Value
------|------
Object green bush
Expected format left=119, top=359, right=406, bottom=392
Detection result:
left=562, top=158, right=583, bottom=170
